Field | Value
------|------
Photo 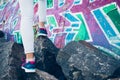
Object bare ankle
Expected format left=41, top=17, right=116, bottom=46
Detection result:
left=26, top=53, right=34, bottom=59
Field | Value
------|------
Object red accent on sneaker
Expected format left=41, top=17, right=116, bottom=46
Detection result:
left=39, top=28, right=46, bottom=30
left=29, top=61, right=35, bottom=64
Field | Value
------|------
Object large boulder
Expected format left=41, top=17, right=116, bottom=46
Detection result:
left=22, top=69, right=58, bottom=80
left=34, top=36, right=66, bottom=80
left=0, top=39, right=24, bottom=80
left=57, top=40, right=120, bottom=80
left=0, top=36, right=65, bottom=80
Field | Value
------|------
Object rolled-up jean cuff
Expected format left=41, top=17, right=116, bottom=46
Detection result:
left=24, top=51, right=34, bottom=54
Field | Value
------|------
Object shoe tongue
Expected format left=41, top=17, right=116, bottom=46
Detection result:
left=40, top=27, right=46, bottom=30
left=29, top=61, right=35, bottom=64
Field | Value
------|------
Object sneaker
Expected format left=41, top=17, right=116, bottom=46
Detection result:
left=36, top=28, right=47, bottom=37
left=21, top=61, right=36, bottom=73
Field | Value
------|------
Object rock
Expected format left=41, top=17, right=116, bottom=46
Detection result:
left=56, top=40, right=120, bottom=80
left=0, top=36, right=66, bottom=80
left=107, top=67, right=120, bottom=80
left=108, top=78, right=120, bottom=80
left=23, top=69, right=58, bottom=80
left=34, top=36, right=66, bottom=80
left=0, top=40, right=24, bottom=80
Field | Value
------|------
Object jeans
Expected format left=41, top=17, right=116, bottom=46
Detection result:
left=19, top=0, right=46, bottom=53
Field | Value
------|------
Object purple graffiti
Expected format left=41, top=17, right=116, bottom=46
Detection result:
left=70, top=0, right=120, bottom=48
left=1, top=0, right=120, bottom=54
left=0, top=0, right=20, bottom=41
left=47, top=0, right=74, bottom=27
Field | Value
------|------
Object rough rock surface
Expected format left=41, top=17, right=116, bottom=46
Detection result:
left=0, top=38, right=23, bottom=80
left=22, top=69, right=58, bottom=80
left=34, top=36, right=66, bottom=80
left=57, top=40, right=120, bottom=80
left=0, top=33, right=65, bottom=80
left=1, top=30, right=120, bottom=80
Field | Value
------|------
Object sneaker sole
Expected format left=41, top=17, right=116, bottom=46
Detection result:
left=22, top=66, right=36, bottom=73
left=37, top=33, right=47, bottom=37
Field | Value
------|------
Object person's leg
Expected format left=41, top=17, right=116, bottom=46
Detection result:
left=19, top=0, right=35, bottom=72
left=37, top=0, right=47, bottom=37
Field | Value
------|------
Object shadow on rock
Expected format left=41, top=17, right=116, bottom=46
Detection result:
left=0, top=34, right=66, bottom=80
left=34, top=36, right=66, bottom=80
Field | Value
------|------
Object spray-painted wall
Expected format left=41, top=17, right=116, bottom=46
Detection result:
left=0, top=0, right=120, bottom=57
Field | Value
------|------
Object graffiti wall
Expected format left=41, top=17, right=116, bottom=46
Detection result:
left=0, top=0, right=120, bottom=58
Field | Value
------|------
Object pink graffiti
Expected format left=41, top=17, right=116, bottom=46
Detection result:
left=47, top=0, right=74, bottom=27
left=71, top=0, right=115, bottom=13
left=0, top=1, right=20, bottom=41
left=46, top=0, right=74, bottom=48
left=70, top=0, right=120, bottom=47
left=54, top=33, right=67, bottom=48
left=49, top=0, right=120, bottom=48
left=6, top=2, right=20, bottom=30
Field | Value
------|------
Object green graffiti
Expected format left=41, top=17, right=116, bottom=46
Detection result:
left=0, top=0, right=8, bottom=5
left=47, top=0, right=53, bottom=8
left=103, top=4, right=116, bottom=13
left=33, top=0, right=39, bottom=4
left=74, top=14, right=89, bottom=41
left=0, top=1, right=7, bottom=10
left=103, top=4, right=120, bottom=33
left=47, top=16, right=57, bottom=27
left=13, top=31, right=22, bottom=44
